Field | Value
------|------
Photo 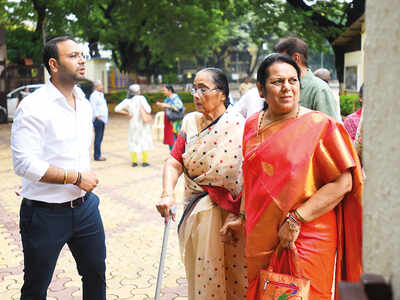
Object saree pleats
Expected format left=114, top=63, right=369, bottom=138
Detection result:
left=179, top=195, right=247, bottom=300
left=178, top=111, right=248, bottom=299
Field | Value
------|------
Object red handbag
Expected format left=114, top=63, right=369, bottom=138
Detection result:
left=259, top=247, right=310, bottom=300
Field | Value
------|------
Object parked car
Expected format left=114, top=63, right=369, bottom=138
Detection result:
left=5, top=84, right=44, bottom=121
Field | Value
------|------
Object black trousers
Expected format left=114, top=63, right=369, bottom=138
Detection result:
left=19, top=193, right=106, bottom=300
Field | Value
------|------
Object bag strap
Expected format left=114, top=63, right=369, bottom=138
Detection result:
left=267, top=245, right=305, bottom=278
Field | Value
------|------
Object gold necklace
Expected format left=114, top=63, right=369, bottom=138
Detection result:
left=257, top=105, right=300, bottom=136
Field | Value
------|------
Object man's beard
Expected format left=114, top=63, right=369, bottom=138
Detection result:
left=58, top=64, right=86, bottom=83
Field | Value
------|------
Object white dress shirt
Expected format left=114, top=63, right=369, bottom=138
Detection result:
left=90, top=90, right=109, bottom=124
left=11, top=82, right=92, bottom=203
left=232, top=87, right=264, bottom=119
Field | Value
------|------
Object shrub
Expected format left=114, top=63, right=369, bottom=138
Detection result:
left=106, top=91, right=192, bottom=104
left=106, top=91, right=126, bottom=103
left=340, top=93, right=360, bottom=116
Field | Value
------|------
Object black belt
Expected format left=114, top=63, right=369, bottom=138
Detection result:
left=22, top=194, right=88, bottom=209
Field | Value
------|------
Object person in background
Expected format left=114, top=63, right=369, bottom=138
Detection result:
left=354, top=111, right=364, bottom=163
left=114, top=84, right=153, bottom=167
left=17, top=87, right=31, bottom=107
left=156, top=85, right=184, bottom=150
left=11, top=36, right=106, bottom=300
left=239, top=76, right=254, bottom=97
left=232, top=86, right=264, bottom=119
left=274, top=37, right=340, bottom=121
left=314, top=68, right=342, bottom=122
left=236, top=54, right=363, bottom=299
left=156, top=68, right=247, bottom=299
left=90, top=80, right=108, bottom=161
left=344, top=84, right=363, bottom=141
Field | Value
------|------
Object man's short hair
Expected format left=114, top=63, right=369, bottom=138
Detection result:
left=93, top=80, right=102, bottom=87
left=273, top=36, right=308, bottom=67
left=314, top=68, right=331, bottom=83
left=43, top=36, right=75, bottom=74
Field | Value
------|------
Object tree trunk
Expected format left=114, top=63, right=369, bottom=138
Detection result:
left=332, top=45, right=346, bottom=85
left=89, top=38, right=100, bottom=58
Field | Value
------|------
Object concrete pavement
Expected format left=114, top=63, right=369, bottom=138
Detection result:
left=0, top=114, right=188, bottom=299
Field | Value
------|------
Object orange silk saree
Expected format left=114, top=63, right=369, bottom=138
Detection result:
left=242, top=111, right=363, bottom=300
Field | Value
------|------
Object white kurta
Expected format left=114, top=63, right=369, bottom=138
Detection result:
left=114, top=95, right=154, bottom=152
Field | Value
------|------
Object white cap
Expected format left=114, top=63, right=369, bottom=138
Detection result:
left=129, top=84, right=140, bottom=93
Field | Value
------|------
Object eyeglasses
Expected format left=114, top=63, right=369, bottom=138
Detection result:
left=191, top=87, right=220, bottom=96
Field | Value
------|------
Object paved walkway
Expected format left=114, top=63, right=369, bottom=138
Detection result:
left=0, top=114, right=188, bottom=299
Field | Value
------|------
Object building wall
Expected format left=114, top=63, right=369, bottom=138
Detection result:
left=85, top=59, right=108, bottom=93
left=364, top=0, right=400, bottom=298
left=344, top=50, right=362, bottom=92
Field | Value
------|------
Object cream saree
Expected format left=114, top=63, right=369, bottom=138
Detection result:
left=177, top=111, right=247, bottom=300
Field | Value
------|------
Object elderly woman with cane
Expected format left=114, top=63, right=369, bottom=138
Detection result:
left=156, top=68, right=247, bottom=299
left=235, top=54, right=363, bottom=299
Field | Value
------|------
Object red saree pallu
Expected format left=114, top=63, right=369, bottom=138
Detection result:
left=242, top=111, right=363, bottom=300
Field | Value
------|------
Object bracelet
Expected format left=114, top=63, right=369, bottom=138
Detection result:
left=161, top=191, right=173, bottom=198
left=293, top=209, right=306, bottom=224
left=74, top=172, right=82, bottom=186
left=63, top=170, right=68, bottom=184
left=239, top=212, right=246, bottom=220
left=285, top=213, right=300, bottom=232
left=289, top=211, right=302, bottom=225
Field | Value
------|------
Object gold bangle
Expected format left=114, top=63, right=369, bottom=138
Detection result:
left=63, top=170, right=68, bottom=184
left=294, top=209, right=306, bottom=224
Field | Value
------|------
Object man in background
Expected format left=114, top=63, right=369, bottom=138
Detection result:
left=90, top=80, right=108, bottom=161
left=314, top=68, right=342, bottom=121
left=232, top=86, right=264, bottom=119
left=239, top=76, right=254, bottom=97
left=274, top=37, right=340, bottom=120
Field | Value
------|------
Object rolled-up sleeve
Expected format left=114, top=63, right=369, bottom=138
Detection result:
left=11, top=108, right=49, bottom=181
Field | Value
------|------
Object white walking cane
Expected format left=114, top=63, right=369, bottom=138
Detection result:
left=154, top=206, right=176, bottom=300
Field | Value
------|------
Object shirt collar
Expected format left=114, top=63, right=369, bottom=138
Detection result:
left=45, top=80, right=86, bottom=103
left=300, top=69, right=313, bottom=89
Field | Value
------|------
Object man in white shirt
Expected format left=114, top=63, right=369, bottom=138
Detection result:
left=232, top=86, right=264, bottom=119
left=11, top=36, right=106, bottom=300
left=90, top=80, right=108, bottom=161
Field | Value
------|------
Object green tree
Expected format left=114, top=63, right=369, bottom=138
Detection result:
left=248, top=0, right=365, bottom=82
left=2, top=0, right=75, bottom=64
left=67, top=0, right=248, bottom=78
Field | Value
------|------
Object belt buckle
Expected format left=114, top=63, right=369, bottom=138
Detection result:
left=70, top=195, right=85, bottom=208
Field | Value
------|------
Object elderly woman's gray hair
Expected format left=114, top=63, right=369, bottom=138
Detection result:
left=128, top=84, right=141, bottom=98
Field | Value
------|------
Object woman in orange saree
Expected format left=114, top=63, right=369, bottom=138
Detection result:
left=241, top=54, right=363, bottom=300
